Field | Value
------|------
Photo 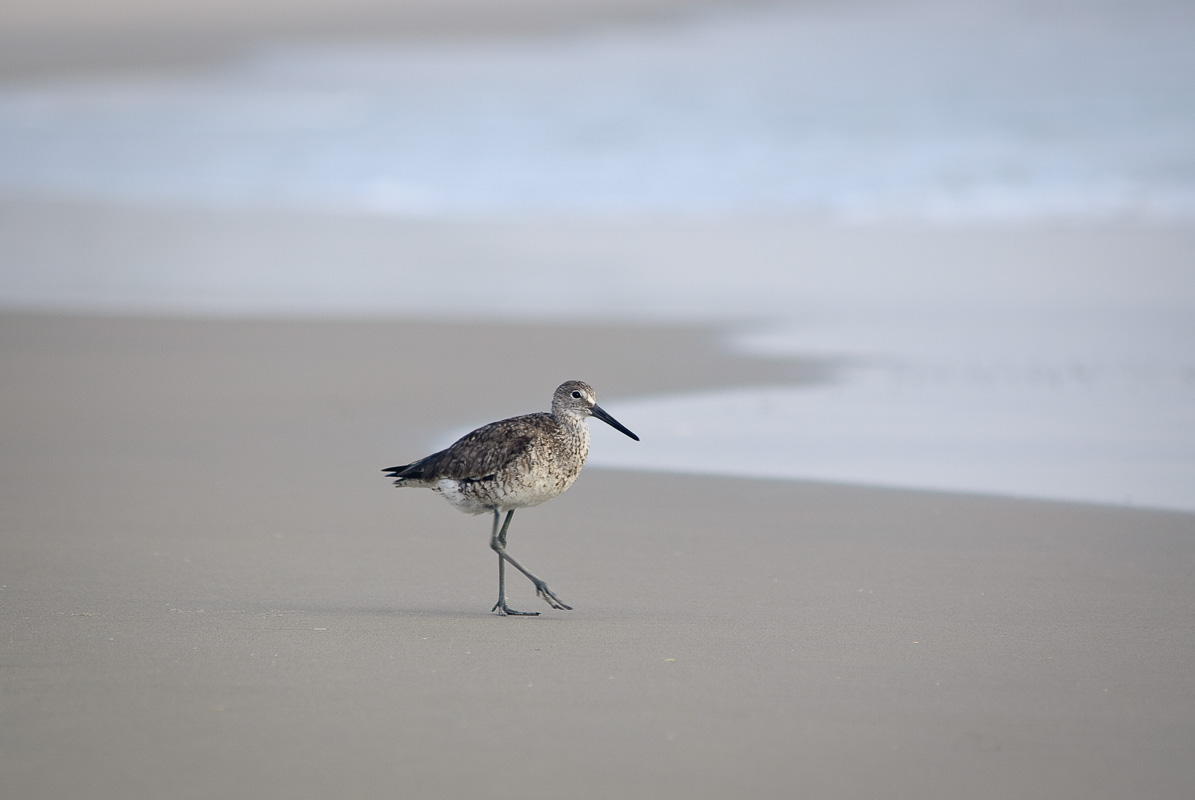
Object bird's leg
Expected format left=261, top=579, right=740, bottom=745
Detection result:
left=490, top=510, right=535, bottom=616
left=489, top=509, right=572, bottom=614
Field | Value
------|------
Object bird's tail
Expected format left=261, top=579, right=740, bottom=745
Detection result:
left=382, top=457, right=433, bottom=486
left=383, top=464, right=416, bottom=484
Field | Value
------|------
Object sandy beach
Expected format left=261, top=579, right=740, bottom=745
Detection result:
left=3, top=1, right=1195, bottom=798
left=3, top=309, right=1194, bottom=800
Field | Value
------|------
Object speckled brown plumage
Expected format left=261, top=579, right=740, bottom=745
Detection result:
left=383, top=381, right=639, bottom=616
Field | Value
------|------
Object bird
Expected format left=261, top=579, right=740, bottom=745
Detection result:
left=383, top=380, right=639, bottom=616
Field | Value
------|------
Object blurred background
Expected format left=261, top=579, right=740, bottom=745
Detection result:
left=4, top=0, right=1194, bottom=220
left=1, top=0, right=1193, bottom=508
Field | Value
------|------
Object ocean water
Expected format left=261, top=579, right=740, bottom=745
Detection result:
left=1, top=0, right=1193, bottom=509
left=590, top=296, right=1195, bottom=510
left=1, top=0, right=1193, bottom=220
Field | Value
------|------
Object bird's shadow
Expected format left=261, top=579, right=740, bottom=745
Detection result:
left=241, top=602, right=572, bottom=621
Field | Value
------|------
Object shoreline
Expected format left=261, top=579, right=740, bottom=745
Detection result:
left=6, top=307, right=1192, bottom=515
left=4, top=196, right=1193, bottom=513
left=3, top=197, right=1192, bottom=513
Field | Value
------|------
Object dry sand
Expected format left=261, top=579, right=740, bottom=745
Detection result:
left=2, top=311, right=1193, bottom=800
left=2, top=1, right=1195, bottom=798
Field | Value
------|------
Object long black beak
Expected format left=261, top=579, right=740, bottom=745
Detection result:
left=591, top=404, right=640, bottom=441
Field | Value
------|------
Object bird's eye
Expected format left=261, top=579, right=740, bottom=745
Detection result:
left=571, top=391, right=582, bottom=398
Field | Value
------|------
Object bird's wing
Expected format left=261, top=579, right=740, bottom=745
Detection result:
left=403, top=414, right=545, bottom=483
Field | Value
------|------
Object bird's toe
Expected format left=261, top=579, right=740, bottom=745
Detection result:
left=534, top=583, right=572, bottom=611
left=492, top=601, right=540, bottom=617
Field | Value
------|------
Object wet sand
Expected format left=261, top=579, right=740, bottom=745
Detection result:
left=2, top=311, right=1193, bottom=800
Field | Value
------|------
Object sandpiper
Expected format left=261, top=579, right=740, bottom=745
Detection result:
left=383, top=380, right=639, bottom=616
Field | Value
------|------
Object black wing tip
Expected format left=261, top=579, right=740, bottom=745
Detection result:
left=383, top=464, right=420, bottom=481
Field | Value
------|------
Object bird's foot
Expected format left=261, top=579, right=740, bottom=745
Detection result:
left=492, top=600, right=539, bottom=617
left=534, top=582, right=573, bottom=611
